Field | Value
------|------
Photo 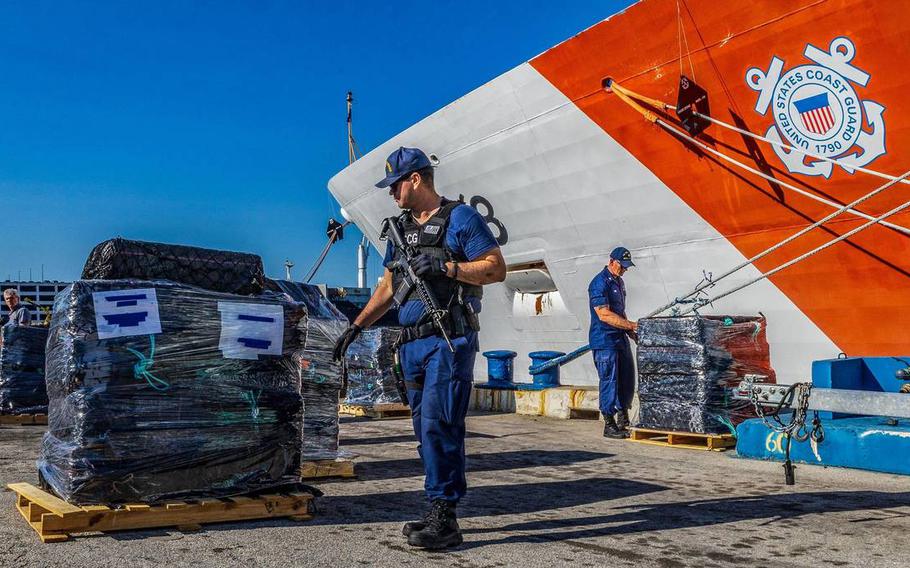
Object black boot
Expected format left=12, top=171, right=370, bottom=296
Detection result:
left=615, top=409, right=630, bottom=431
left=402, top=504, right=433, bottom=537
left=407, top=499, right=463, bottom=549
left=603, top=414, right=628, bottom=439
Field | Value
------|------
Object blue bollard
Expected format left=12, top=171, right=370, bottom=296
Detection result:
left=528, top=350, right=566, bottom=388
left=481, top=350, right=518, bottom=388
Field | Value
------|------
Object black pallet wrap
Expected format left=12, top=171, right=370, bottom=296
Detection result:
left=267, top=279, right=347, bottom=460
left=0, top=326, right=49, bottom=415
left=301, top=382, right=341, bottom=460
left=344, top=327, right=403, bottom=406
left=82, top=238, right=265, bottom=296
left=38, top=279, right=304, bottom=505
left=636, top=315, right=776, bottom=434
left=269, top=280, right=346, bottom=390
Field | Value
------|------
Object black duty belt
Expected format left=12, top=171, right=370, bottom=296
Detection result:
left=399, top=321, right=445, bottom=345
left=398, top=302, right=477, bottom=347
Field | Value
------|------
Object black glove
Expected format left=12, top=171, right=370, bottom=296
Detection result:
left=409, top=253, right=448, bottom=279
left=332, top=324, right=362, bottom=362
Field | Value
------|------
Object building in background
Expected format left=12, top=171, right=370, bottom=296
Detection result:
left=0, top=281, right=69, bottom=325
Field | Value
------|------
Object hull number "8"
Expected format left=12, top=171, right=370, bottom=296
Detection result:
left=468, top=195, right=509, bottom=246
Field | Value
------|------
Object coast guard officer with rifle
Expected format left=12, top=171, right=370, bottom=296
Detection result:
left=332, top=147, right=506, bottom=549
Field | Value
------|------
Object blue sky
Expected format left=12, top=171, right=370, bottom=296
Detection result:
left=0, top=1, right=632, bottom=287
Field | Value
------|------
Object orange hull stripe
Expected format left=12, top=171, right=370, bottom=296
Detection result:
left=531, top=0, right=910, bottom=356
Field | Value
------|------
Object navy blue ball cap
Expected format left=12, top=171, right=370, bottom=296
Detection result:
left=375, top=146, right=432, bottom=188
left=610, top=246, right=635, bottom=268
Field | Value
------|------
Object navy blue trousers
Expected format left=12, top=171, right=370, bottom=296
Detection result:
left=402, top=330, right=477, bottom=503
left=593, top=341, right=635, bottom=415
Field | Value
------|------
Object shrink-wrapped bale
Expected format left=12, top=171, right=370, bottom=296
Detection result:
left=344, top=327, right=403, bottom=406
left=0, top=326, right=49, bottom=415
left=300, top=383, right=341, bottom=460
left=269, top=280, right=346, bottom=389
left=82, top=238, right=265, bottom=296
left=267, top=280, right=347, bottom=460
left=38, top=279, right=303, bottom=504
left=636, top=315, right=775, bottom=434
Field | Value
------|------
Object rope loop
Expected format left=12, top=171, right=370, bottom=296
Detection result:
left=125, top=335, right=170, bottom=392
left=241, top=389, right=262, bottom=423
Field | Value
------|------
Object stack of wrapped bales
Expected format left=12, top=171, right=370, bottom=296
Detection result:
left=82, top=238, right=265, bottom=296
left=636, top=315, right=775, bottom=434
left=269, top=280, right=347, bottom=462
left=0, top=326, right=50, bottom=415
left=38, top=279, right=306, bottom=504
left=37, top=238, right=309, bottom=505
left=344, top=327, right=403, bottom=406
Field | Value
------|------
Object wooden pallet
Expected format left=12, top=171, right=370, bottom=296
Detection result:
left=629, top=428, right=736, bottom=452
left=300, top=458, right=356, bottom=480
left=339, top=403, right=411, bottom=420
left=0, top=414, right=47, bottom=425
left=7, top=482, right=314, bottom=543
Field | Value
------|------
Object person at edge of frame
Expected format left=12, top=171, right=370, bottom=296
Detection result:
left=588, top=246, right=638, bottom=439
left=2, top=289, right=31, bottom=328
left=331, top=146, right=506, bottom=550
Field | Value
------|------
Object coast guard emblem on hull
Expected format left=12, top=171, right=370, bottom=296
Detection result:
left=746, top=37, right=886, bottom=178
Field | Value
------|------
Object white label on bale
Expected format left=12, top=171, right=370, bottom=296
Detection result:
left=93, top=288, right=163, bottom=339
left=217, top=302, right=284, bottom=360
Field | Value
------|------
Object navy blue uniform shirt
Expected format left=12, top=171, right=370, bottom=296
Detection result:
left=383, top=203, right=498, bottom=327
left=588, top=267, right=628, bottom=349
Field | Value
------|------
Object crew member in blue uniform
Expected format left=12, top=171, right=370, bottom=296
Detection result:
left=588, top=247, right=637, bottom=438
left=332, top=147, right=505, bottom=549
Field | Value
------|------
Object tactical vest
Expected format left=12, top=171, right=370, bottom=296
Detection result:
left=390, top=198, right=483, bottom=307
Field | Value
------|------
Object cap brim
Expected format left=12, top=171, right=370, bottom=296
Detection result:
left=619, top=260, right=635, bottom=268
left=375, top=173, right=405, bottom=189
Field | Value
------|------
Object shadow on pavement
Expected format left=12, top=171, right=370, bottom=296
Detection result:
left=455, top=490, right=910, bottom=550
left=353, top=449, right=614, bottom=482
left=311, top=477, right=665, bottom=526
left=108, top=486, right=910, bottom=548
left=341, top=430, right=498, bottom=447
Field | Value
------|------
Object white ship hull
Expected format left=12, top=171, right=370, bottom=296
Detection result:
left=329, top=0, right=910, bottom=385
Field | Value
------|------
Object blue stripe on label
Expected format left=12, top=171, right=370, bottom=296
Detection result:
left=237, top=314, right=275, bottom=323
left=115, top=300, right=138, bottom=307
left=238, top=337, right=271, bottom=350
left=104, top=294, right=148, bottom=302
left=102, top=311, right=149, bottom=328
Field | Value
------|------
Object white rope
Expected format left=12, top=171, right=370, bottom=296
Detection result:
left=648, top=167, right=910, bottom=317
left=608, top=81, right=910, bottom=315
left=653, top=118, right=910, bottom=234
left=694, top=112, right=910, bottom=187
left=676, top=194, right=910, bottom=315
left=613, top=82, right=908, bottom=187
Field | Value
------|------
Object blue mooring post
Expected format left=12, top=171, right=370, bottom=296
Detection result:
left=528, top=351, right=566, bottom=388
left=481, top=350, right=518, bottom=388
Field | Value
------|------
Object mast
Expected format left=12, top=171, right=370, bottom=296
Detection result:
left=347, top=92, right=358, bottom=164
left=348, top=91, right=370, bottom=289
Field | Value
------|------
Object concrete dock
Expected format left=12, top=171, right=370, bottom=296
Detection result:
left=2, top=412, right=908, bottom=567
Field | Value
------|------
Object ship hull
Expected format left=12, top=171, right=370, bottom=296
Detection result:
left=329, top=0, right=910, bottom=385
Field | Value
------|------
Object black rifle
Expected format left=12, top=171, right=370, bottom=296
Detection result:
left=380, top=216, right=455, bottom=353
